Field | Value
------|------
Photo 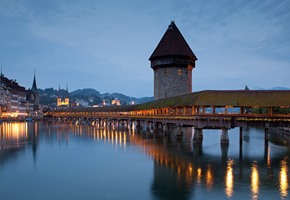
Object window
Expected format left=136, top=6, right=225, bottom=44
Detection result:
left=178, top=69, right=182, bottom=75
left=164, top=68, right=168, bottom=76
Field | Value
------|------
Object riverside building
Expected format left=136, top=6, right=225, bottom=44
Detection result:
left=0, top=71, right=39, bottom=118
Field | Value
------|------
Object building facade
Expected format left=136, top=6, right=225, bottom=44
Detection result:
left=0, top=73, right=27, bottom=118
left=0, top=72, right=39, bottom=118
left=149, top=21, right=197, bottom=100
left=57, top=86, right=70, bottom=109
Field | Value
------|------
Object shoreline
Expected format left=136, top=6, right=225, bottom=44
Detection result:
left=0, top=116, right=43, bottom=123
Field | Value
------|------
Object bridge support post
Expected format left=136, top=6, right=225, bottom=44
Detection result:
left=264, top=124, right=269, bottom=144
left=128, top=120, right=132, bottom=130
left=264, top=124, right=270, bottom=161
left=136, top=120, right=141, bottom=130
left=221, top=129, right=229, bottom=144
left=153, top=122, right=158, bottom=133
left=192, top=141, right=203, bottom=156
left=145, top=121, right=149, bottom=131
left=221, top=142, right=229, bottom=160
left=239, top=127, right=243, bottom=160
left=176, top=127, right=183, bottom=139
left=157, top=122, right=163, bottom=132
left=114, top=120, right=118, bottom=129
left=163, top=123, right=169, bottom=134
left=192, top=128, right=203, bottom=143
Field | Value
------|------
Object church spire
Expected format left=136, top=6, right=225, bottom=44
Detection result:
left=31, top=69, right=38, bottom=92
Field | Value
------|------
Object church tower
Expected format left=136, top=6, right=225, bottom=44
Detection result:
left=149, top=21, right=197, bottom=100
left=31, top=71, right=39, bottom=113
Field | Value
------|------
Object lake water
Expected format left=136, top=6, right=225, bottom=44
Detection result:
left=0, top=121, right=289, bottom=200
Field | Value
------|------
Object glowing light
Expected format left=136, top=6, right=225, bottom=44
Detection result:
left=197, top=168, right=202, bottom=184
left=123, top=133, right=126, bottom=147
left=279, top=159, right=288, bottom=198
left=206, top=166, right=213, bottom=191
left=267, top=145, right=271, bottom=167
left=0, top=122, right=28, bottom=149
left=225, top=159, right=234, bottom=198
left=185, top=164, right=194, bottom=188
left=188, top=165, right=193, bottom=174
left=119, top=132, right=122, bottom=146
left=251, top=162, right=260, bottom=200
left=178, top=165, right=181, bottom=176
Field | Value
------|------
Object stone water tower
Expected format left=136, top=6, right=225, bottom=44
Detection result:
left=149, top=21, right=197, bottom=100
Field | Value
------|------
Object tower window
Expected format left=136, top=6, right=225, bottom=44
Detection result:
left=178, top=69, right=182, bottom=76
left=164, top=69, right=168, bottom=76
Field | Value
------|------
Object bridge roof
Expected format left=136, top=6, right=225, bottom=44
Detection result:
left=133, top=90, right=290, bottom=110
left=52, top=90, right=290, bottom=113
left=149, top=21, right=197, bottom=61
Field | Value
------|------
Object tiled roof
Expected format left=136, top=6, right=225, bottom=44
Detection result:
left=133, top=90, right=290, bottom=110
left=53, top=90, right=290, bottom=114
left=149, top=21, right=197, bottom=61
left=0, top=75, right=26, bottom=92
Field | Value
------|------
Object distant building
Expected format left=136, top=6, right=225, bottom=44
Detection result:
left=149, top=21, right=197, bottom=100
left=0, top=72, right=27, bottom=118
left=111, top=98, right=121, bottom=106
left=102, top=99, right=110, bottom=106
left=57, top=86, right=70, bottom=109
left=75, top=99, right=89, bottom=107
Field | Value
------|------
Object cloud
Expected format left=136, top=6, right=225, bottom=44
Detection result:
left=0, top=0, right=289, bottom=97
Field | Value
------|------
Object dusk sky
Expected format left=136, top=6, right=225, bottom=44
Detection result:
left=0, top=0, right=289, bottom=97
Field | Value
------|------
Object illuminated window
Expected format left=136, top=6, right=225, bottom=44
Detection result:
left=178, top=69, right=182, bottom=75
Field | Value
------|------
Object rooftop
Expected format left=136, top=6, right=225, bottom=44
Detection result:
left=53, top=90, right=290, bottom=113
left=149, top=21, right=197, bottom=61
left=133, top=90, right=290, bottom=110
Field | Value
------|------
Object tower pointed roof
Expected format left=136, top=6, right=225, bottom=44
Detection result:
left=149, top=21, right=197, bottom=61
left=31, top=70, right=38, bottom=92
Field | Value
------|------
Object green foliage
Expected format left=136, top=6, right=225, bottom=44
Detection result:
left=252, top=108, right=268, bottom=114
left=252, top=107, right=290, bottom=114
left=274, top=107, right=290, bottom=114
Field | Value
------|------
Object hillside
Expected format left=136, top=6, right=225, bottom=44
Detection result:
left=39, top=87, right=153, bottom=107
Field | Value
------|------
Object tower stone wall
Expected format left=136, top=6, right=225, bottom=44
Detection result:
left=154, top=66, right=193, bottom=99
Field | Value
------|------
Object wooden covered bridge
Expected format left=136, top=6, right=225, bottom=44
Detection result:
left=45, top=90, right=290, bottom=143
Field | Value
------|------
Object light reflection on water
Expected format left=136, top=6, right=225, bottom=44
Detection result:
left=0, top=121, right=290, bottom=200
left=225, top=159, right=234, bottom=198
left=0, top=122, right=28, bottom=149
left=280, top=159, right=289, bottom=198
left=251, top=162, right=260, bottom=200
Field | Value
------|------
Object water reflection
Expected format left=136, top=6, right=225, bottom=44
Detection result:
left=280, top=159, right=288, bottom=198
left=225, top=159, right=234, bottom=198
left=1, top=123, right=290, bottom=200
left=197, top=168, right=202, bottom=185
left=0, top=122, right=39, bottom=165
left=47, top=124, right=290, bottom=200
left=206, top=165, right=214, bottom=191
left=251, top=162, right=260, bottom=200
left=0, top=122, right=28, bottom=149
